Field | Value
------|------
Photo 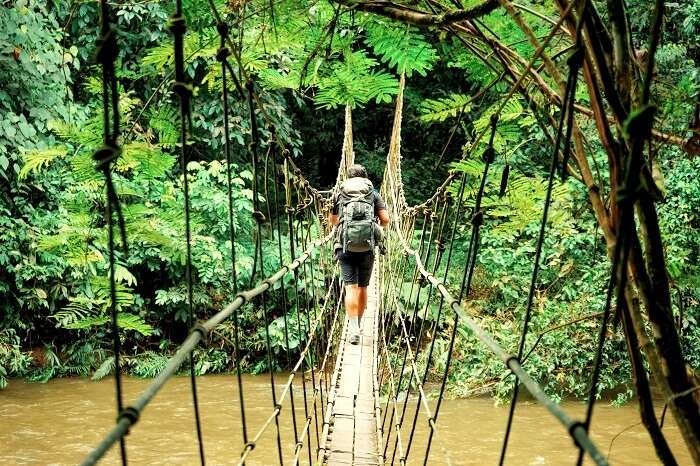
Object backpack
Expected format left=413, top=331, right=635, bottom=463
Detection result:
left=337, top=177, right=376, bottom=253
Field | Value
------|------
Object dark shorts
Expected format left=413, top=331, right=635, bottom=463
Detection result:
left=336, top=250, right=374, bottom=287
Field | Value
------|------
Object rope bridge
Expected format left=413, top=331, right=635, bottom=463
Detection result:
left=82, top=0, right=630, bottom=464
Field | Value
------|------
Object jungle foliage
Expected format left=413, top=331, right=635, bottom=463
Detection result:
left=1, top=0, right=698, bottom=413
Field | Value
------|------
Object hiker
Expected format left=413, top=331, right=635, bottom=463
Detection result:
left=329, top=164, right=390, bottom=345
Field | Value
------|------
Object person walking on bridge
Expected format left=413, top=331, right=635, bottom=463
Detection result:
left=330, top=164, right=390, bottom=345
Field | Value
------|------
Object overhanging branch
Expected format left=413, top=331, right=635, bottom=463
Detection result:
left=333, top=0, right=499, bottom=25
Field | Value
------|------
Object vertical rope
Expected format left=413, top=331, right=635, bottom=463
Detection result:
left=170, top=3, right=207, bottom=462
left=285, top=162, right=315, bottom=465
left=498, top=36, right=584, bottom=466
left=403, top=193, right=452, bottom=460
left=245, top=80, right=285, bottom=465
left=297, top=206, right=323, bottom=454
left=270, top=144, right=301, bottom=449
left=215, top=22, right=249, bottom=454
left=94, top=1, right=128, bottom=462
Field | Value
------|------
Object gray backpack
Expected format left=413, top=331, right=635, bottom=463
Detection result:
left=337, top=177, right=376, bottom=253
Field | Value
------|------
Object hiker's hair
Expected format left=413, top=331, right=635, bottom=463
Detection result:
left=347, top=164, right=368, bottom=178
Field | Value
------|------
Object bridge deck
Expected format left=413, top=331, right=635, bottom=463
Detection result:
left=319, top=274, right=382, bottom=465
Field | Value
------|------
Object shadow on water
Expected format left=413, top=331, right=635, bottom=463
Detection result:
left=0, top=375, right=692, bottom=465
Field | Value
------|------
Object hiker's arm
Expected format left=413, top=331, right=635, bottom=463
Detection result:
left=330, top=194, right=339, bottom=225
left=378, top=208, right=390, bottom=227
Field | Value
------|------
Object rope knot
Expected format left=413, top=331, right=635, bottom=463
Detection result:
left=118, top=406, right=140, bottom=426
left=262, top=277, right=276, bottom=289
left=442, top=190, right=452, bottom=204
left=482, top=147, right=496, bottom=164
left=471, top=210, right=484, bottom=227
left=624, top=104, right=657, bottom=141
left=172, top=81, right=192, bottom=99
left=95, top=26, right=118, bottom=65
left=168, top=14, right=187, bottom=35
left=93, top=144, right=121, bottom=171
left=428, top=416, right=437, bottom=429
left=235, top=292, right=248, bottom=305
left=567, top=45, right=585, bottom=69
left=216, top=21, right=229, bottom=37
left=252, top=210, right=266, bottom=224
left=568, top=421, right=587, bottom=449
left=435, top=239, right=446, bottom=252
left=190, top=322, right=209, bottom=344
left=245, top=441, right=256, bottom=451
left=216, top=46, right=230, bottom=62
left=505, top=355, right=521, bottom=373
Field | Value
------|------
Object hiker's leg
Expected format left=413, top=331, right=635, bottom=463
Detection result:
left=357, top=286, right=368, bottom=320
left=344, top=283, right=360, bottom=319
left=338, top=251, right=361, bottom=337
left=356, top=251, right=375, bottom=320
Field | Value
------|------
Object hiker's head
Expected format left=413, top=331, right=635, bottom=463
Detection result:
left=348, top=164, right=368, bottom=178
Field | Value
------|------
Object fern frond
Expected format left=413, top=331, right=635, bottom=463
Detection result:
left=419, top=94, right=472, bottom=123
left=19, top=148, right=67, bottom=180
left=118, top=142, right=174, bottom=178
left=92, top=356, right=114, bottom=380
left=148, top=106, right=179, bottom=148
left=64, top=313, right=154, bottom=336
left=258, top=68, right=303, bottom=90
left=364, top=21, right=437, bottom=77
left=315, top=55, right=398, bottom=109
left=70, top=151, right=103, bottom=184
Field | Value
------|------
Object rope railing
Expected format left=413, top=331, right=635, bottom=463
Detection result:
left=389, top=218, right=608, bottom=465
left=80, top=230, right=335, bottom=466
left=377, top=57, right=610, bottom=466
left=237, top=266, right=343, bottom=465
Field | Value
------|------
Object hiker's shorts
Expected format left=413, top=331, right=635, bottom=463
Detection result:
left=336, top=250, right=374, bottom=287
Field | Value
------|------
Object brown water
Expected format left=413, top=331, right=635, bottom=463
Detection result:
left=0, top=375, right=692, bottom=465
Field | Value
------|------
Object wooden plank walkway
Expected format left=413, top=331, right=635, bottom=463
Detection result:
left=319, top=273, right=382, bottom=465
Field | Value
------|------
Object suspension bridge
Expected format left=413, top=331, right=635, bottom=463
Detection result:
left=72, top=0, right=696, bottom=464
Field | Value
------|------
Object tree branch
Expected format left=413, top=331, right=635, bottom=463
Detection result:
left=333, top=0, right=499, bottom=25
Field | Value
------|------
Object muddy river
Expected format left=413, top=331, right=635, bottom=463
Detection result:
left=0, top=375, right=692, bottom=465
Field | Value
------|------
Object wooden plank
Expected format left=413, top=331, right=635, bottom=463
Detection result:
left=321, top=271, right=382, bottom=465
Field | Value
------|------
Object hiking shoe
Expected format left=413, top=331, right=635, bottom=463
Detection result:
left=349, top=334, right=360, bottom=345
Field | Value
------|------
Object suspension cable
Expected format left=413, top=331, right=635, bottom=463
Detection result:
left=169, top=2, right=207, bottom=461
left=93, top=0, right=128, bottom=462
left=498, top=28, right=584, bottom=466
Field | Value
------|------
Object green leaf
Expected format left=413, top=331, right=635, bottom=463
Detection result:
left=364, top=22, right=437, bottom=77
left=419, top=94, right=472, bottom=123
left=19, top=147, right=66, bottom=180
